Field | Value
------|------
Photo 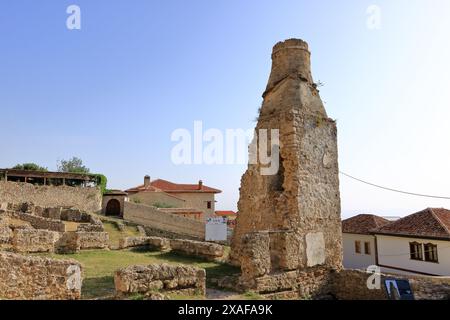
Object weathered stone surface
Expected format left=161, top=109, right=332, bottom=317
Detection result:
left=61, top=208, right=91, bottom=223
left=148, top=236, right=171, bottom=251
left=240, top=232, right=271, bottom=282
left=230, top=39, right=343, bottom=295
left=12, top=228, right=60, bottom=253
left=331, top=269, right=450, bottom=300
left=41, top=207, right=62, bottom=220
left=170, top=238, right=224, bottom=260
left=76, top=231, right=109, bottom=250
left=0, top=216, right=12, bottom=245
left=0, top=251, right=82, bottom=300
left=0, top=181, right=101, bottom=213
left=77, top=223, right=104, bottom=232
left=55, top=232, right=81, bottom=254
left=119, top=236, right=151, bottom=249
left=10, top=211, right=66, bottom=232
left=114, top=263, right=206, bottom=297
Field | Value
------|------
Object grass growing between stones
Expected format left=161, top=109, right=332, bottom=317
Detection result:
left=102, top=221, right=140, bottom=247
left=39, top=248, right=240, bottom=300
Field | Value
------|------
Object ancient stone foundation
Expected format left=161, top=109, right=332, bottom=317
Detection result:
left=117, top=236, right=224, bottom=260
left=170, top=239, right=224, bottom=261
left=0, top=251, right=82, bottom=300
left=114, top=264, right=206, bottom=297
left=230, top=39, right=343, bottom=298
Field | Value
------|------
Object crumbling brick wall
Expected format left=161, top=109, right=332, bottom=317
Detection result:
left=0, top=251, right=82, bottom=300
left=114, top=263, right=206, bottom=297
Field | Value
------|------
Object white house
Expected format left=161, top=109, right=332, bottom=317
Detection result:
left=342, top=214, right=390, bottom=270
left=342, top=208, right=450, bottom=276
left=374, top=208, right=450, bottom=276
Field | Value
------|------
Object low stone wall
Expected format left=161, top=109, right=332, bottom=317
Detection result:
left=331, top=269, right=450, bottom=300
left=0, top=216, right=13, bottom=247
left=55, top=231, right=109, bottom=252
left=124, top=202, right=205, bottom=240
left=12, top=228, right=60, bottom=253
left=61, top=208, right=91, bottom=223
left=77, top=223, right=104, bottom=232
left=0, top=251, right=82, bottom=300
left=170, top=239, right=224, bottom=261
left=0, top=181, right=102, bottom=213
left=114, top=263, right=206, bottom=297
left=10, top=211, right=66, bottom=232
left=77, top=231, right=109, bottom=250
left=119, top=236, right=171, bottom=251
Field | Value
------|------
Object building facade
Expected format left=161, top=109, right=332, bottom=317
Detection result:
left=342, top=209, right=450, bottom=276
left=125, top=176, right=221, bottom=221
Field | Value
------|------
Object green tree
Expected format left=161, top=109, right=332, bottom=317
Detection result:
left=57, top=157, right=90, bottom=174
left=13, top=163, right=48, bottom=171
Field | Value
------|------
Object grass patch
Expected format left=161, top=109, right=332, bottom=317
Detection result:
left=242, top=291, right=264, bottom=300
left=102, top=221, right=140, bottom=247
left=39, top=248, right=239, bottom=300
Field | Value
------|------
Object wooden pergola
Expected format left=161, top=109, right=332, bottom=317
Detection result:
left=0, top=169, right=99, bottom=187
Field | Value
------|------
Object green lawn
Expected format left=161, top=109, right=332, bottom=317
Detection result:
left=40, top=248, right=240, bottom=300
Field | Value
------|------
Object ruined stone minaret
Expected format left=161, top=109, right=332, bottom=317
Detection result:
left=230, top=39, right=342, bottom=297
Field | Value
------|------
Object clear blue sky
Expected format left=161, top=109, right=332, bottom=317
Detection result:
left=1, top=1, right=450, bottom=218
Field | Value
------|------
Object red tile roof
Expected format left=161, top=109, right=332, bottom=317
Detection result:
left=215, top=210, right=237, bottom=216
left=342, top=214, right=391, bottom=235
left=373, top=208, right=450, bottom=240
left=126, top=179, right=221, bottom=194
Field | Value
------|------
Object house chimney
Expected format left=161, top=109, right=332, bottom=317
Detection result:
left=144, top=175, right=151, bottom=188
left=198, top=180, right=203, bottom=190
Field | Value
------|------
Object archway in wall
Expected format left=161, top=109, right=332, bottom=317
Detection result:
left=105, top=199, right=121, bottom=216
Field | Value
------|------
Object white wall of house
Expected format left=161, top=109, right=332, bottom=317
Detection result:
left=343, top=233, right=377, bottom=270
left=376, top=235, right=450, bottom=276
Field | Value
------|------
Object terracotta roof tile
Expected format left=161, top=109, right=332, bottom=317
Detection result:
left=125, top=179, right=221, bottom=194
left=373, top=208, right=450, bottom=240
left=215, top=211, right=237, bottom=216
left=342, top=214, right=391, bottom=235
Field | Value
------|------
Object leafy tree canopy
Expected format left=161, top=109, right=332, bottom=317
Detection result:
left=13, top=163, right=48, bottom=171
left=57, top=157, right=90, bottom=174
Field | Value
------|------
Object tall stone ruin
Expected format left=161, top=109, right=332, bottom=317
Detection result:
left=230, top=39, right=343, bottom=298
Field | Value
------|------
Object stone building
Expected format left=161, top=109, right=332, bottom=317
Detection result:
left=125, top=175, right=221, bottom=221
left=230, top=39, right=343, bottom=297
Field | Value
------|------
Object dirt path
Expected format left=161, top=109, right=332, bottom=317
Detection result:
left=206, top=288, right=243, bottom=300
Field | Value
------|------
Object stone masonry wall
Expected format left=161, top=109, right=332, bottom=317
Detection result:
left=230, top=39, right=342, bottom=295
left=0, top=181, right=102, bottom=213
left=76, top=231, right=109, bottom=250
left=10, top=211, right=66, bottom=232
left=12, top=228, right=60, bottom=253
left=124, top=202, right=205, bottom=240
left=0, top=251, right=82, bottom=300
left=169, top=239, right=224, bottom=261
left=331, top=269, right=450, bottom=300
left=114, top=263, right=206, bottom=297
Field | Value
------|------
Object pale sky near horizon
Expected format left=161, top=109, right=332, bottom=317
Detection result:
left=1, top=1, right=450, bottom=218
